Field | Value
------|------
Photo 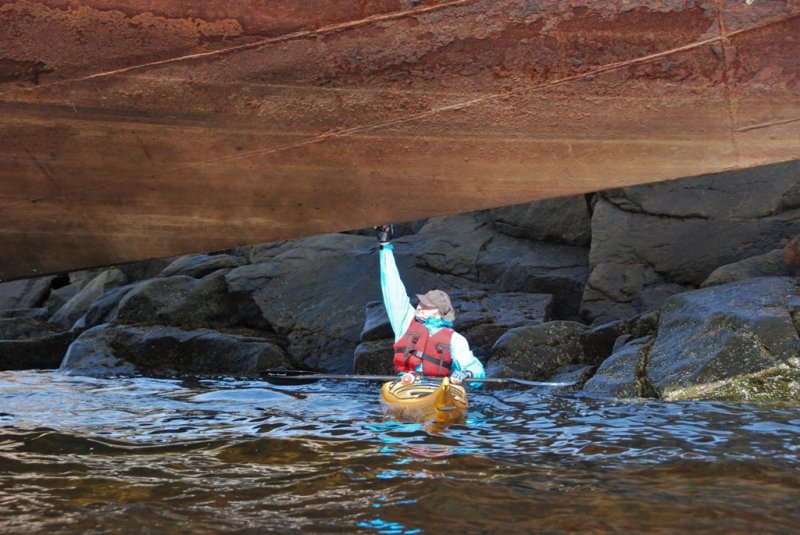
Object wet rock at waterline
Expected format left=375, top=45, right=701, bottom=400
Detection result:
left=0, top=331, right=78, bottom=371
left=352, top=339, right=395, bottom=376
left=582, top=336, right=654, bottom=398
left=61, top=324, right=293, bottom=377
left=646, top=277, right=800, bottom=401
left=487, top=321, right=590, bottom=380
left=114, top=272, right=242, bottom=328
left=549, top=364, right=597, bottom=392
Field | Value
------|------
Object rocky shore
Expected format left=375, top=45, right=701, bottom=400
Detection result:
left=1, top=161, right=799, bottom=402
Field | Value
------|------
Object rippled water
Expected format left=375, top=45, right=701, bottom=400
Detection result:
left=1, top=371, right=798, bottom=534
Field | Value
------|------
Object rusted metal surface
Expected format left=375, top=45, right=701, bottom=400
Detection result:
left=1, top=1, right=798, bottom=280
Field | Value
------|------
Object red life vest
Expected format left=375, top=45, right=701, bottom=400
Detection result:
left=393, top=320, right=454, bottom=377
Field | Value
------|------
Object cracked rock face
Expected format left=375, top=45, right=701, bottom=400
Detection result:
left=645, top=277, right=800, bottom=401
left=581, top=161, right=800, bottom=323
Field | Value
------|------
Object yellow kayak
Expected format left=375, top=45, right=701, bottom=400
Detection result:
left=380, top=376, right=468, bottom=425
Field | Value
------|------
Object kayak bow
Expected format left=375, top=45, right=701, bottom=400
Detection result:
left=380, top=376, right=468, bottom=425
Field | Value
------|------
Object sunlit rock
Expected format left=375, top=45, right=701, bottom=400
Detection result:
left=646, top=277, right=800, bottom=401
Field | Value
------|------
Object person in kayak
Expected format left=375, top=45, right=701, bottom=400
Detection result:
left=375, top=224, right=485, bottom=386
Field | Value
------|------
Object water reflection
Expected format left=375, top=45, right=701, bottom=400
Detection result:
left=0, top=370, right=798, bottom=533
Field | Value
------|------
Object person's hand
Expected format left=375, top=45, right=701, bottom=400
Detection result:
left=451, top=370, right=472, bottom=384
left=374, top=224, right=394, bottom=245
left=401, top=372, right=416, bottom=385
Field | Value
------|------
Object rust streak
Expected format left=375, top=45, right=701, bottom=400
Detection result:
left=188, top=14, right=800, bottom=169
left=0, top=0, right=474, bottom=97
left=736, top=117, right=800, bottom=133
left=716, top=0, right=741, bottom=166
left=2, top=13, right=798, bottom=209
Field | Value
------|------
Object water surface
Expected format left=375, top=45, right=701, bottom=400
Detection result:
left=1, top=371, right=798, bottom=533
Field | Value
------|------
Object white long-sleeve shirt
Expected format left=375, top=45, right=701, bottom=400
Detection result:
left=379, top=245, right=485, bottom=379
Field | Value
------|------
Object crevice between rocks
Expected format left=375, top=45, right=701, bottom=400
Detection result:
left=635, top=336, right=658, bottom=398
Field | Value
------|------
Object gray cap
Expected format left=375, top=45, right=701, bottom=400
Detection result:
left=416, top=289, right=455, bottom=322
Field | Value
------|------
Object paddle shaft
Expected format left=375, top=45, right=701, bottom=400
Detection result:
left=259, top=372, right=575, bottom=387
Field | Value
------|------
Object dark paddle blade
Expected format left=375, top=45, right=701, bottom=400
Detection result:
left=473, top=377, right=577, bottom=387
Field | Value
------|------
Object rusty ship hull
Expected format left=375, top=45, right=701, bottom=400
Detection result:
left=1, top=0, right=798, bottom=280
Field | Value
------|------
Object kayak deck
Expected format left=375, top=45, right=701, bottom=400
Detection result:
left=380, top=376, right=468, bottom=425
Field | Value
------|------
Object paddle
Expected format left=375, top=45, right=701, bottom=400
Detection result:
left=259, top=370, right=576, bottom=387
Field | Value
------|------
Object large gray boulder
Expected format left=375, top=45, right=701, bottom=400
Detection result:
left=51, top=268, right=128, bottom=328
left=488, top=321, right=589, bottom=380
left=701, top=249, right=789, bottom=288
left=0, top=277, right=52, bottom=310
left=410, top=212, right=589, bottom=321
left=646, top=277, right=800, bottom=401
left=353, top=339, right=395, bottom=375
left=45, top=283, right=80, bottom=315
left=490, top=195, right=593, bottom=246
left=77, top=284, right=137, bottom=329
left=413, top=212, right=498, bottom=277
left=115, top=271, right=238, bottom=328
left=476, top=233, right=589, bottom=320
left=159, top=253, right=246, bottom=279
left=226, top=234, right=385, bottom=373
left=447, top=290, right=553, bottom=358
left=415, top=213, right=590, bottom=321
left=582, top=161, right=800, bottom=323
left=61, top=324, right=292, bottom=377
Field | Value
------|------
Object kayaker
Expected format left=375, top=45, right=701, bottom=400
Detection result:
left=375, top=224, right=485, bottom=386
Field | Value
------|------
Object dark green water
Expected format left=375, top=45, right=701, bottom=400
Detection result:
left=1, top=371, right=798, bottom=534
